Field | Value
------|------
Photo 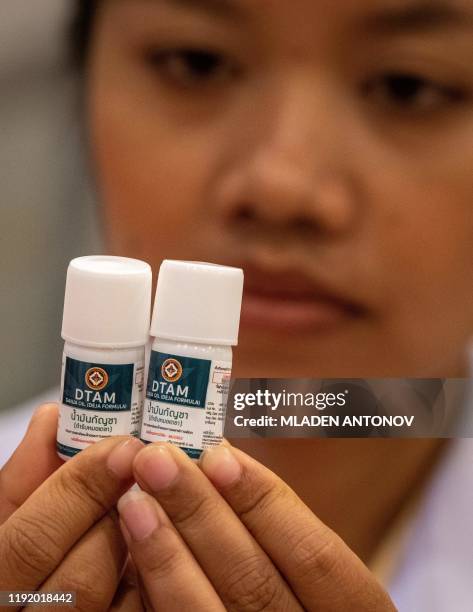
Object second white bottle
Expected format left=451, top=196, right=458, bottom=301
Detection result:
left=140, top=260, right=244, bottom=459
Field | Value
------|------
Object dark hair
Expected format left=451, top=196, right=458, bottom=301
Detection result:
left=72, top=1, right=97, bottom=68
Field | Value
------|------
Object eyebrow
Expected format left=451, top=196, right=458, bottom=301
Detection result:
left=361, top=1, right=473, bottom=34
left=145, top=0, right=245, bottom=20
left=131, top=0, right=473, bottom=33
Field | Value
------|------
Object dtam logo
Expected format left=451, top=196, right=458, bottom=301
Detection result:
left=161, top=358, right=183, bottom=383
left=85, top=367, right=109, bottom=391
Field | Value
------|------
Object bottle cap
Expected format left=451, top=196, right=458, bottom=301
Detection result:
left=62, top=256, right=152, bottom=348
left=151, top=260, right=244, bottom=346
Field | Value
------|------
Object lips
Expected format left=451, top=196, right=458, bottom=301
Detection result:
left=238, top=263, right=365, bottom=333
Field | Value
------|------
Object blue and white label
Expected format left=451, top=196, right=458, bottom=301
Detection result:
left=57, top=356, right=144, bottom=458
left=140, top=351, right=231, bottom=459
left=146, top=352, right=211, bottom=407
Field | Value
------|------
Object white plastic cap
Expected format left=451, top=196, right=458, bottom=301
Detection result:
left=62, top=256, right=152, bottom=348
left=151, top=260, right=244, bottom=346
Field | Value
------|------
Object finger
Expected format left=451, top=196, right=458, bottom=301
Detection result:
left=0, top=404, right=63, bottom=524
left=24, top=511, right=127, bottom=612
left=200, top=444, right=396, bottom=612
left=132, top=444, right=302, bottom=612
left=110, top=558, right=145, bottom=612
left=118, top=490, right=225, bottom=612
left=0, top=436, right=143, bottom=596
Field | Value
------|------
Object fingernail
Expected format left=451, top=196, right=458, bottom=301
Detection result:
left=135, top=445, right=179, bottom=491
left=201, top=445, right=241, bottom=487
left=107, top=438, right=144, bottom=479
left=118, top=490, right=159, bottom=542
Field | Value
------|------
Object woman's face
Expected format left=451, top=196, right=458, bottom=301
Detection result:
left=88, top=0, right=473, bottom=377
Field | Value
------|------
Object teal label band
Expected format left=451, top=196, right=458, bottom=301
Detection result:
left=62, top=358, right=133, bottom=412
left=179, top=446, right=203, bottom=459
left=56, top=441, right=81, bottom=458
left=146, top=351, right=211, bottom=408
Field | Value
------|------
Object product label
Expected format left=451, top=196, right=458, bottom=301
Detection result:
left=140, top=351, right=231, bottom=459
left=57, top=356, right=144, bottom=458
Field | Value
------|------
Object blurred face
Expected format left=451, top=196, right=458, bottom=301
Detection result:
left=88, top=0, right=473, bottom=377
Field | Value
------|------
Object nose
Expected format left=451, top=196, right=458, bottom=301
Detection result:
left=214, top=76, right=359, bottom=237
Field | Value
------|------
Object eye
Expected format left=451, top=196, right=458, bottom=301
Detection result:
left=362, top=72, right=465, bottom=112
left=145, top=47, right=239, bottom=88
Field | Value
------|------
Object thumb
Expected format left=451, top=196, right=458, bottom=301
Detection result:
left=0, top=403, right=63, bottom=524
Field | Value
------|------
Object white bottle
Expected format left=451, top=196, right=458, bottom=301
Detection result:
left=57, top=256, right=152, bottom=461
left=141, top=260, right=244, bottom=459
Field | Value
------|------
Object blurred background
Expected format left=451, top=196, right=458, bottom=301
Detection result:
left=0, top=0, right=101, bottom=412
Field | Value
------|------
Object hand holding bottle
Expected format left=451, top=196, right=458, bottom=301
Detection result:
left=118, top=441, right=397, bottom=611
left=0, top=406, right=143, bottom=611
